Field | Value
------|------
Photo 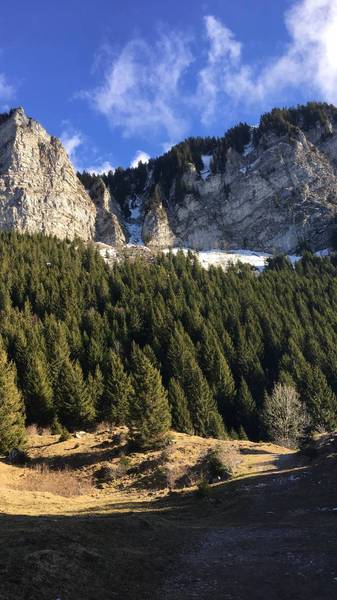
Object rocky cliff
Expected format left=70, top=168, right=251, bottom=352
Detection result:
left=136, top=105, right=337, bottom=254
left=2, top=103, right=337, bottom=254
left=0, top=108, right=97, bottom=240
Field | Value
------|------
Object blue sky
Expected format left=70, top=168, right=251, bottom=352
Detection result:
left=0, top=0, right=337, bottom=171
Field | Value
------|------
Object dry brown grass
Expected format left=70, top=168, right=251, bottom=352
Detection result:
left=15, top=464, right=93, bottom=497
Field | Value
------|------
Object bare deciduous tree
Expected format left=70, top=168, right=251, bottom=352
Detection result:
left=263, top=383, right=309, bottom=448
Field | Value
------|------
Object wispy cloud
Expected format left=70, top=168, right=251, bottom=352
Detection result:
left=85, top=160, right=115, bottom=174
left=0, top=73, right=14, bottom=105
left=60, top=123, right=115, bottom=174
left=130, top=150, right=150, bottom=168
left=83, top=28, right=193, bottom=140
left=83, top=0, right=337, bottom=142
left=60, top=129, right=83, bottom=158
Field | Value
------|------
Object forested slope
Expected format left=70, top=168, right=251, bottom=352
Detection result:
left=0, top=233, right=336, bottom=442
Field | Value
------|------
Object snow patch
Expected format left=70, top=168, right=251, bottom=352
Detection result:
left=200, top=155, right=212, bottom=180
left=161, top=248, right=313, bottom=271
left=125, top=196, right=144, bottom=245
left=243, top=141, right=254, bottom=156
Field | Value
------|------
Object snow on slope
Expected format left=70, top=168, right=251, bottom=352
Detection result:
left=162, top=248, right=303, bottom=271
left=125, top=196, right=144, bottom=245
left=200, top=155, right=212, bottom=180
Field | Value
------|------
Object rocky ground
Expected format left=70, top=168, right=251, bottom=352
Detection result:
left=0, top=430, right=336, bottom=599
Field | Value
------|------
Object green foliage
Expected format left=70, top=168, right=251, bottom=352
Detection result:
left=56, top=359, right=95, bottom=430
left=0, top=343, right=26, bottom=454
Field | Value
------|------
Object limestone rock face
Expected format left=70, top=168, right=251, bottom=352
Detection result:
left=141, top=125, right=337, bottom=253
left=89, top=178, right=126, bottom=246
left=0, top=108, right=96, bottom=240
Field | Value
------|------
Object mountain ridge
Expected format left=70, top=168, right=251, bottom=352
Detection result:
left=2, top=102, right=337, bottom=254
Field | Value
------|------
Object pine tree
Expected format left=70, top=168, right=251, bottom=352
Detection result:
left=168, top=378, right=194, bottom=434
left=199, top=325, right=236, bottom=422
left=129, top=344, right=171, bottom=448
left=101, top=351, right=133, bottom=425
left=0, top=345, right=26, bottom=453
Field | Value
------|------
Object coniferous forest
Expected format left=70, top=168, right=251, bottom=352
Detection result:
left=0, top=232, right=337, bottom=450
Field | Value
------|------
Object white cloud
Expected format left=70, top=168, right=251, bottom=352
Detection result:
left=199, top=0, right=337, bottom=122
left=130, top=150, right=150, bottom=168
left=0, top=73, right=14, bottom=102
left=60, top=130, right=83, bottom=157
left=84, top=29, right=193, bottom=140
left=85, top=161, right=115, bottom=175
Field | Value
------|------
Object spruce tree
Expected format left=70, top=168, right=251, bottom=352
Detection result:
left=56, top=359, right=95, bottom=430
left=101, top=351, right=133, bottom=425
left=302, top=366, right=337, bottom=430
left=185, top=359, right=226, bottom=439
left=0, top=346, right=26, bottom=453
left=26, top=356, right=54, bottom=425
left=129, top=344, right=171, bottom=448
left=168, top=378, right=194, bottom=434
left=236, top=378, right=258, bottom=439
left=87, top=365, right=104, bottom=411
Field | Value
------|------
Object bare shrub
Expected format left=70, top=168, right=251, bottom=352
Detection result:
left=263, top=383, right=309, bottom=448
left=94, top=422, right=112, bottom=434
left=37, top=426, right=51, bottom=436
left=16, top=464, right=92, bottom=497
left=206, top=444, right=242, bottom=480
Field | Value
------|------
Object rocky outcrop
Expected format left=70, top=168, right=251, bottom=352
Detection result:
left=0, top=108, right=96, bottom=240
left=89, top=178, right=126, bottom=246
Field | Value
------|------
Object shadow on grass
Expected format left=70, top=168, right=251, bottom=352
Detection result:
left=1, top=452, right=337, bottom=600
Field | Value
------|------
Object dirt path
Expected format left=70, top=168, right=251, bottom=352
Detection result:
left=158, top=454, right=337, bottom=600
